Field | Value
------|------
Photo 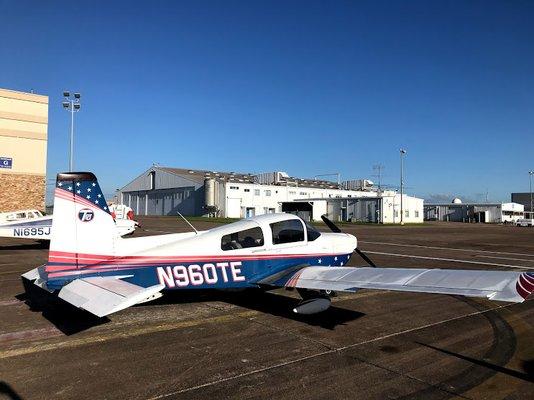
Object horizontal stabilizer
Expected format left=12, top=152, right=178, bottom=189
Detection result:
left=58, top=277, right=164, bottom=317
left=284, top=267, right=533, bottom=303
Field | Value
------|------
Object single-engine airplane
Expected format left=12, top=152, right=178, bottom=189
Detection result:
left=22, top=172, right=534, bottom=318
left=0, top=209, right=52, bottom=241
left=0, top=206, right=138, bottom=242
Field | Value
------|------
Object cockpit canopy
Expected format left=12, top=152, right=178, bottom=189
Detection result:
left=219, top=214, right=321, bottom=251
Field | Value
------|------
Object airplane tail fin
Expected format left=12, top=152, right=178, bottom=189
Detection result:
left=48, top=172, right=118, bottom=266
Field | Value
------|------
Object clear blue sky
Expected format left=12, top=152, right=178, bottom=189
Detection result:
left=1, top=0, right=533, bottom=202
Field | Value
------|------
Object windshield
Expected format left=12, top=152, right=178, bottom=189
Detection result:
left=305, top=222, right=321, bottom=241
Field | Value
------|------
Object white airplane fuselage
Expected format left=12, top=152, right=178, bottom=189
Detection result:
left=42, top=213, right=357, bottom=292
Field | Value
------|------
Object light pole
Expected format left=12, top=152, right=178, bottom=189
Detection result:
left=529, top=171, right=533, bottom=218
left=62, top=91, right=81, bottom=171
left=400, top=149, right=407, bottom=225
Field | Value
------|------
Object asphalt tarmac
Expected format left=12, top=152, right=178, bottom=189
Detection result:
left=0, top=218, right=533, bottom=400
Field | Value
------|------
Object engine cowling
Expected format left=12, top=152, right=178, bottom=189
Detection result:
left=293, top=297, right=331, bottom=314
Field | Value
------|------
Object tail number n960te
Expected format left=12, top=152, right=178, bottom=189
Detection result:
left=157, top=262, right=246, bottom=288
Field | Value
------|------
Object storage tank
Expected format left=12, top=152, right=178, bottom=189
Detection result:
left=205, top=178, right=216, bottom=208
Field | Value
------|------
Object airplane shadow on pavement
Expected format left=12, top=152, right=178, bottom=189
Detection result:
left=0, top=241, right=49, bottom=251
left=0, top=381, right=24, bottom=400
left=16, top=289, right=110, bottom=336
left=17, top=287, right=364, bottom=335
left=151, top=288, right=366, bottom=330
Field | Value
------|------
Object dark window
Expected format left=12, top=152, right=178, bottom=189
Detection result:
left=305, top=222, right=321, bottom=241
left=221, top=227, right=264, bottom=250
left=270, top=219, right=304, bottom=244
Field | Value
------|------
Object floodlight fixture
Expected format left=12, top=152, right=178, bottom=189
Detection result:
left=62, top=90, right=82, bottom=171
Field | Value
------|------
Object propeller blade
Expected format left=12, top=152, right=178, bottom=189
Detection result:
left=320, top=214, right=375, bottom=267
left=321, top=214, right=341, bottom=233
left=355, top=248, right=377, bottom=268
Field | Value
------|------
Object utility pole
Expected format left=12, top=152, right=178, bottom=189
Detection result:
left=62, top=91, right=81, bottom=171
left=373, top=164, right=384, bottom=191
left=400, top=149, right=407, bottom=225
left=529, top=171, right=533, bottom=218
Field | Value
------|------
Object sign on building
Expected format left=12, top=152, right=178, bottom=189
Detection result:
left=0, top=157, right=13, bottom=169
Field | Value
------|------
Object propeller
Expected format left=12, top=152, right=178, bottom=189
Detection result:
left=320, top=214, right=377, bottom=268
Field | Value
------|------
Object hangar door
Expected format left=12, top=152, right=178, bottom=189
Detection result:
left=146, top=188, right=197, bottom=216
left=124, top=192, right=146, bottom=215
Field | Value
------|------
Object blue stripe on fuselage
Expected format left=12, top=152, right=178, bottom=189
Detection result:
left=43, top=253, right=353, bottom=291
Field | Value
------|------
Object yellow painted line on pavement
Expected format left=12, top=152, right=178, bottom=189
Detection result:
left=0, top=309, right=259, bottom=359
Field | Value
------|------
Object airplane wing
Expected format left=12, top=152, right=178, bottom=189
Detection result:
left=276, top=266, right=534, bottom=303
left=58, top=276, right=164, bottom=317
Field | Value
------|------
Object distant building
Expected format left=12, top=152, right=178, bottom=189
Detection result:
left=119, top=166, right=424, bottom=223
left=511, top=193, right=533, bottom=213
left=0, top=88, right=48, bottom=212
left=424, top=199, right=524, bottom=223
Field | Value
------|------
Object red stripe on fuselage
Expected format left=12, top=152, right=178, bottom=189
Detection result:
left=45, top=251, right=335, bottom=273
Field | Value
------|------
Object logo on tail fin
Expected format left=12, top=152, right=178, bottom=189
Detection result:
left=78, top=209, right=94, bottom=222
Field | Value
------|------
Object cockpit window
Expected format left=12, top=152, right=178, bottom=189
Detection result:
left=270, top=219, right=305, bottom=244
left=221, top=227, right=264, bottom=250
left=305, top=222, right=321, bottom=241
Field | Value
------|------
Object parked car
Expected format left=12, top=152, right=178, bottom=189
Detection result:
left=516, top=218, right=534, bottom=227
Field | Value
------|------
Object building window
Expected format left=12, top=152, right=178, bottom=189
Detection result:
left=244, top=188, right=250, bottom=192
left=299, top=192, right=307, bottom=196
left=221, top=227, right=264, bottom=250
left=270, top=219, right=304, bottom=244
left=395, top=210, right=399, bottom=217
left=254, top=189, right=260, bottom=196
left=415, top=210, right=419, bottom=218
left=230, top=186, right=239, bottom=190
left=405, top=210, right=409, bottom=217
left=265, top=190, right=271, bottom=196
left=289, top=191, right=296, bottom=195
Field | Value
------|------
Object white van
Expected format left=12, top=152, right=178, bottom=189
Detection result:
left=516, top=218, right=534, bottom=227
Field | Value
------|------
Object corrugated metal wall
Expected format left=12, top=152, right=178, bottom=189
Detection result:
left=120, top=167, right=205, bottom=216
left=423, top=204, right=502, bottom=223
left=121, top=167, right=202, bottom=192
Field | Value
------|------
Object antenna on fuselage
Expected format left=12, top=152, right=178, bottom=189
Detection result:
left=177, top=211, right=198, bottom=234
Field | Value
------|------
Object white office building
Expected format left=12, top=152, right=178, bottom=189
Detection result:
left=119, top=166, right=424, bottom=223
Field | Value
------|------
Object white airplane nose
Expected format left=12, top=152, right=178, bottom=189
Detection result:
left=332, top=233, right=357, bottom=253
left=348, top=233, right=357, bottom=250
